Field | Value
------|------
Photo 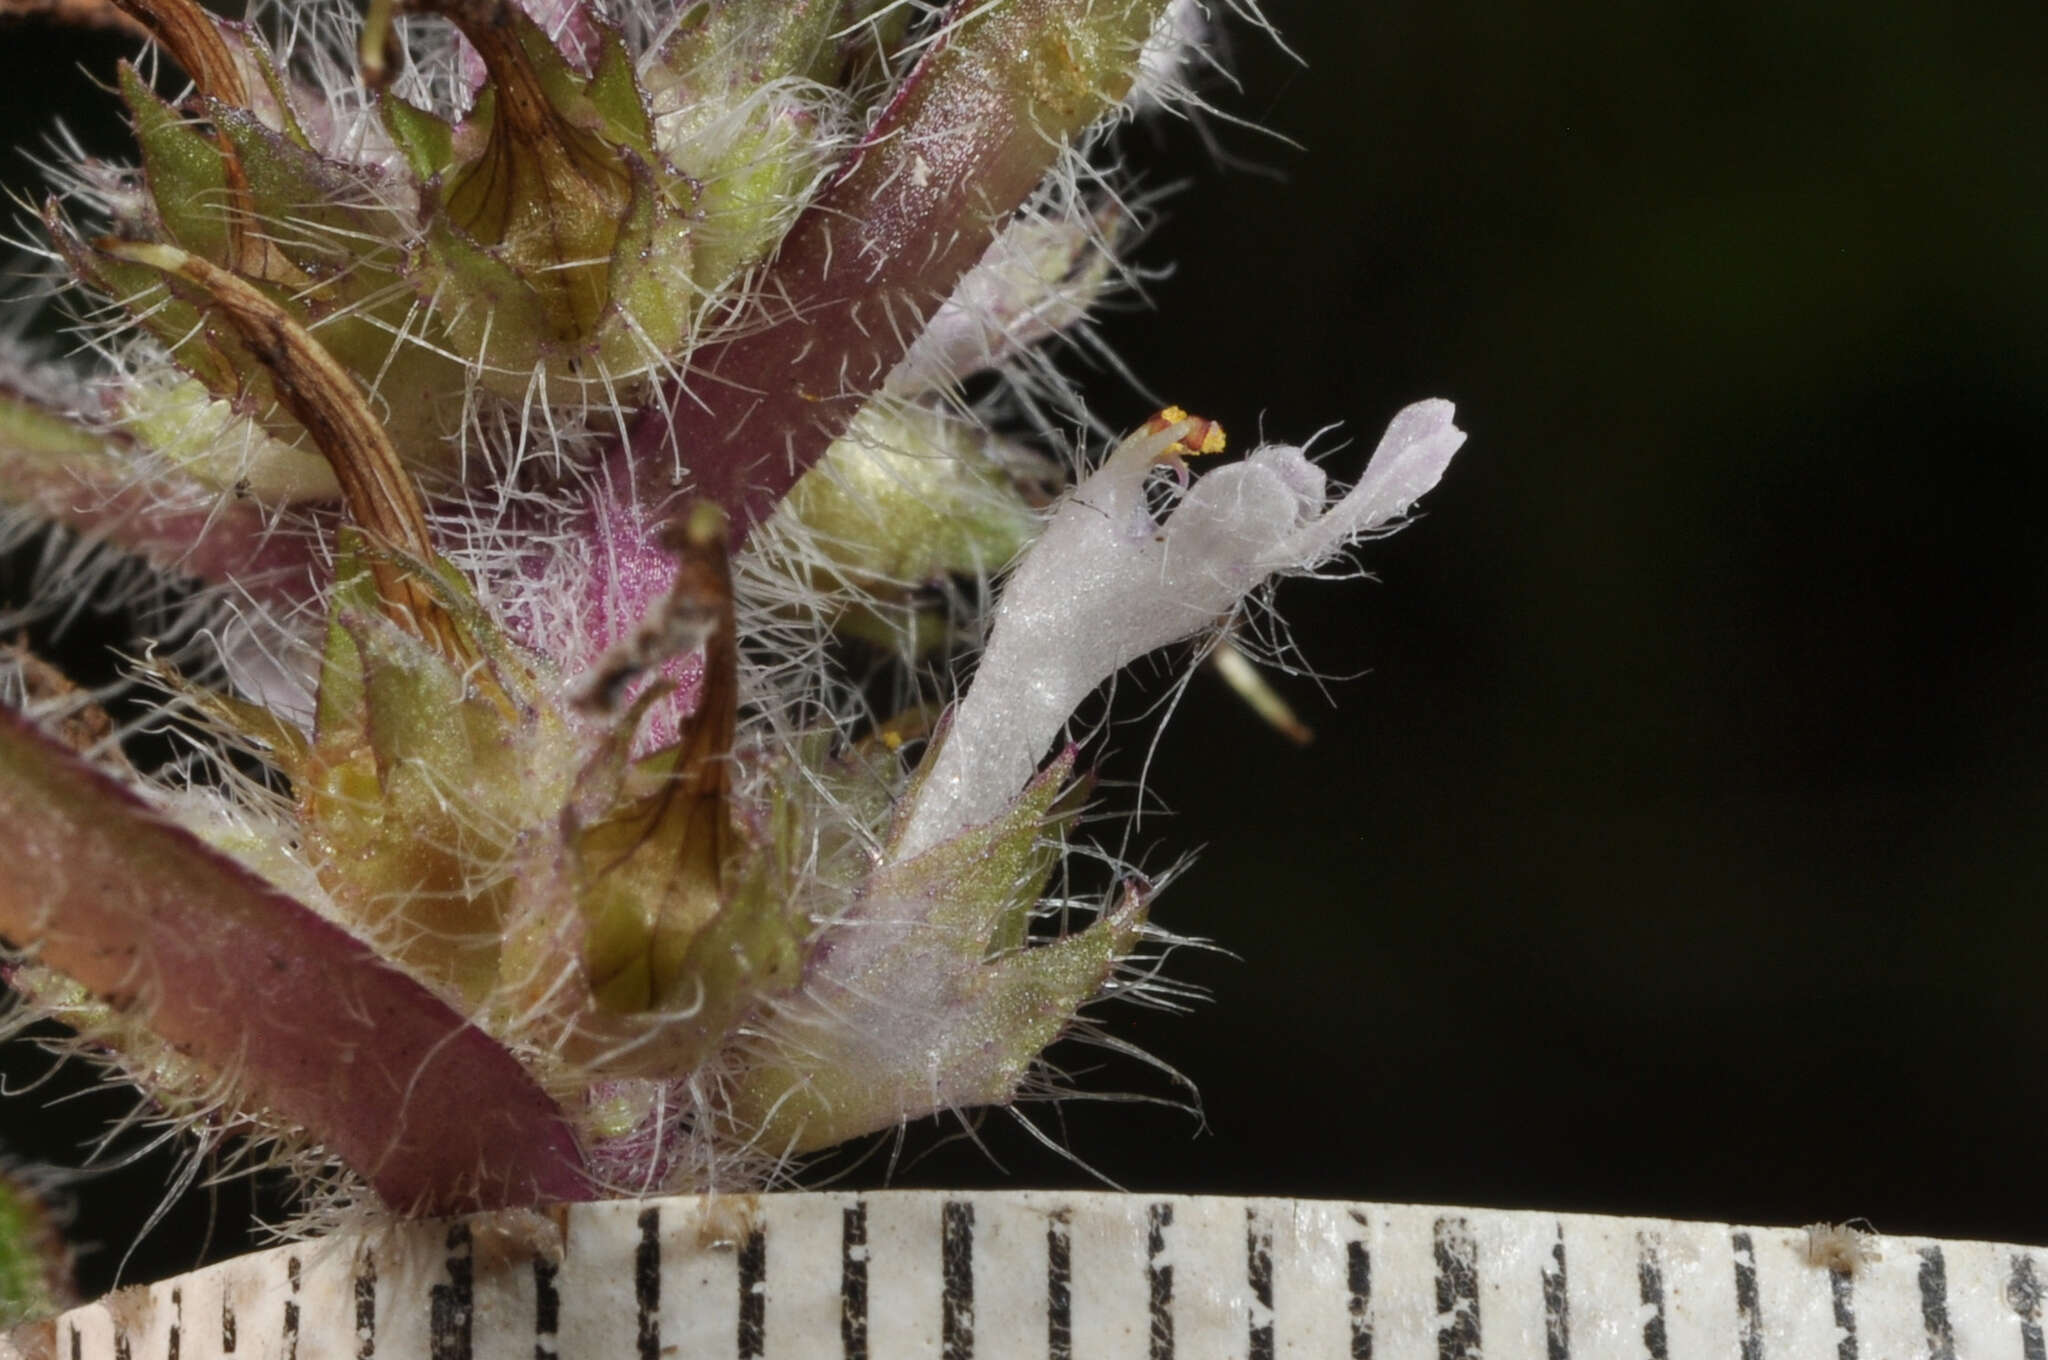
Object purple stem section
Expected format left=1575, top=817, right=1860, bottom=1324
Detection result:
left=606, top=0, right=1167, bottom=541
left=0, top=709, right=591, bottom=1215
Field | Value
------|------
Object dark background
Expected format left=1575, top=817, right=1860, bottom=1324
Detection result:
left=4, top=0, right=2047, bottom=1297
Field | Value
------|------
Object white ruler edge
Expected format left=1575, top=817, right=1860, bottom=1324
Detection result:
left=18, top=1192, right=2047, bottom=1360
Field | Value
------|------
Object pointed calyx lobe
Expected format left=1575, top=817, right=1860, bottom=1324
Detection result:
left=623, top=0, right=1172, bottom=533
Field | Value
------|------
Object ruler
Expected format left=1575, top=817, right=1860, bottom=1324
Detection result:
left=21, top=1193, right=2047, bottom=1359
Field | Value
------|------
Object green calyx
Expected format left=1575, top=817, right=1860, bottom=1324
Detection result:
left=189, top=509, right=807, bottom=1088
left=782, top=405, right=1045, bottom=588
left=280, top=521, right=808, bottom=1082
left=772, top=402, right=1049, bottom=651
left=379, top=0, right=698, bottom=378
left=297, top=538, right=570, bottom=1004
left=637, top=1, right=864, bottom=288
left=729, top=746, right=1149, bottom=1153
left=492, top=509, right=810, bottom=1079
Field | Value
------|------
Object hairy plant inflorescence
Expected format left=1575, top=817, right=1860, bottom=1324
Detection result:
left=0, top=0, right=1463, bottom=1307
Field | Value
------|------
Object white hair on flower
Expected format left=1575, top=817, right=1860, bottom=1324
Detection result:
left=896, top=399, right=1466, bottom=859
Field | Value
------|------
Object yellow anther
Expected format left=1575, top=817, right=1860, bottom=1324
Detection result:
left=1145, top=405, right=1227, bottom=459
